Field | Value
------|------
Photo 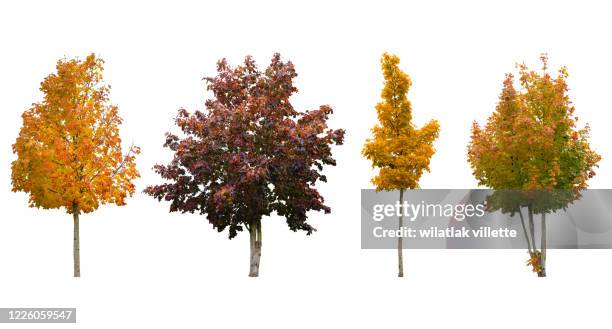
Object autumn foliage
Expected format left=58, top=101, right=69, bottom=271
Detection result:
left=363, top=53, right=440, bottom=277
left=11, top=54, right=140, bottom=277
left=145, top=54, right=345, bottom=277
left=467, top=54, right=601, bottom=276
left=363, top=53, right=440, bottom=191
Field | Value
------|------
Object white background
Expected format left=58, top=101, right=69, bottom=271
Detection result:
left=1, top=0, right=611, bottom=328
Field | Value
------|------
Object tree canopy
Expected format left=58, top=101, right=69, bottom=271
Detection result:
left=145, top=53, right=345, bottom=239
left=11, top=54, right=140, bottom=214
left=363, top=53, right=440, bottom=191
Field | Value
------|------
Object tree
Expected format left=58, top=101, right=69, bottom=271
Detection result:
left=11, top=54, right=140, bottom=277
left=362, top=53, right=440, bottom=277
left=144, top=54, right=345, bottom=277
left=467, top=54, right=601, bottom=276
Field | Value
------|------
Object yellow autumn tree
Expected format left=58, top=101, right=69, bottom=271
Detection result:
left=363, top=53, right=440, bottom=277
left=11, top=54, right=140, bottom=277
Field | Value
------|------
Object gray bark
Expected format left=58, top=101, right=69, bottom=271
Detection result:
left=73, top=208, right=80, bottom=278
left=528, top=206, right=536, bottom=253
left=518, top=208, right=533, bottom=254
left=248, top=221, right=262, bottom=277
left=538, top=213, right=547, bottom=277
left=398, top=189, right=404, bottom=277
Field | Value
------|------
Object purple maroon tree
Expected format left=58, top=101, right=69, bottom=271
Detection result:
left=145, top=54, right=345, bottom=276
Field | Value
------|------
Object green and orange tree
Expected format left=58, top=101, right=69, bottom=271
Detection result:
left=11, top=54, right=140, bottom=277
left=363, top=53, right=440, bottom=277
left=468, top=54, right=600, bottom=276
left=144, top=54, right=344, bottom=277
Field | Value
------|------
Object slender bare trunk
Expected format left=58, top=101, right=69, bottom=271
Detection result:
left=398, top=189, right=404, bottom=277
left=528, top=206, right=536, bottom=252
left=248, top=220, right=262, bottom=277
left=538, top=213, right=547, bottom=277
left=73, top=207, right=80, bottom=278
left=518, top=208, right=533, bottom=254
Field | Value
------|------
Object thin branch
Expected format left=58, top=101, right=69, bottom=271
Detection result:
left=88, top=142, right=135, bottom=183
left=111, top=142, right=135, bottom=177
left=51, top=159, right=67, bottom=167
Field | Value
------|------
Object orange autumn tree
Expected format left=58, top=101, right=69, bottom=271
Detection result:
left=363, top=53, right=440, bottom=277
left=467, top=54, right=601, bottom=276
left=11, top=54, right=140, bottom=277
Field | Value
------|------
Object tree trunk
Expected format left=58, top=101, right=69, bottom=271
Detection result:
left=73, top=208, right=80, bottom=278
left=538, top=213, right=547, bottom=277
left=398, top=189, right=404, bottom=277
left=518, top=208, right=533, bottom=254
left=248, top=220, right=262, bottom=277
left=528, top=206, right=536, bottom=253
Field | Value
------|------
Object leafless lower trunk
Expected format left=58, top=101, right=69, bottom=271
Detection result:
left=518, top=209, right=533, bottom=254
left=398, top=189, right=404, bottom=277
left=249, top=220, right=262, bottom=277
left=538, top=213, right=547, bottom=277
left=528, top=206, right=536, bottom=253
left=523, top=205, right=548, bottom=277
left=73, top=207, right=80, bottom=278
